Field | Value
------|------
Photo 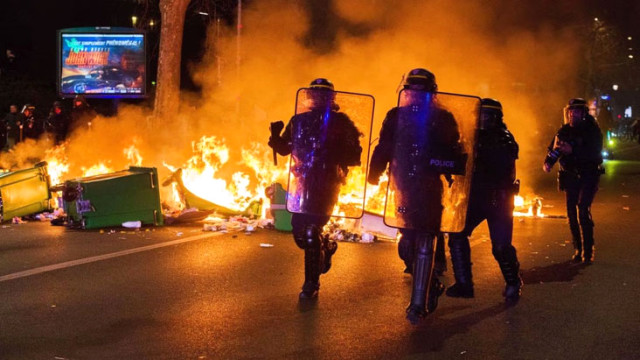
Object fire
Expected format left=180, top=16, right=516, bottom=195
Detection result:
left=43, top=144, right=70, bottom=186
left=513, top=195, right=544, bottom=217
left=165, top=136, right=288, bottom=215
left=82, top=163, right=114, bottom=177
left=124, top=138, right=143, bottom=166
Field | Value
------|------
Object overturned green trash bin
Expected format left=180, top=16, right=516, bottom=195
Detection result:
left=0, top=161, right=53, bottom=222
left=63, top=166, right=163, bottom=229
left=267, top=182, right=292, bottom=232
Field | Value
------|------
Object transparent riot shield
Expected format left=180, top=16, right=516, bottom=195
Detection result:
left=286, top=88, right=374, bottom=218
left=383, top=90, right=480, bottom=232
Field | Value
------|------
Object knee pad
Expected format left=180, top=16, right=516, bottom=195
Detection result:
left=294, top=225, right=322, bottom=249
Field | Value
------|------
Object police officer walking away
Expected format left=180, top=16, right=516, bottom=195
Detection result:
left=446, top=99, right=522, bottom=302
left=369, top=69, right=475, bottom=324
left=268, top=78, right=367, bottom=299
left=543, top=98, right=603, bottom=263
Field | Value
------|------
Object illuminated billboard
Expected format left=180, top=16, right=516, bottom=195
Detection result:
left=58, top=27, right=146, bottom=98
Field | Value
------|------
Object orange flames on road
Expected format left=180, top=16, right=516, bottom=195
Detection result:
left=41, top=136, right=543, bottom=221
left=514, top=195, right=544, bottom=217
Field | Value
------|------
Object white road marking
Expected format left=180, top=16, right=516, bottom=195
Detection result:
left=0, top=232, right=222, bottom=283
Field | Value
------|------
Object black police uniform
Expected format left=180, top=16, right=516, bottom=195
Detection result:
left=20, top=113, right=42, bottom=141
left=270, top=105, right=362, bottom=298
left=546, top=114, right=603, bottom=263
left=447, top=121, right=521, bottom=300
left=369, top=103, right=464, bottom=321
left=45, top=107, right=71, bottom=144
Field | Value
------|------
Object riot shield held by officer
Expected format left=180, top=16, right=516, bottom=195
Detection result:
left=368, top=68, right=478, bottom=324
left=268, top=78, right=373, bottom=300
left=543, top=98, right=603, bottom=264
left=447, top=98, right=523, bottom=303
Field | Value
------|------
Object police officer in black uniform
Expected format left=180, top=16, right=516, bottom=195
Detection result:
left=45, top=101, right=71, bottom=144
left=269, top=78, right=363, bottom=299
left=19, top=104, right=42, bottom=141
left=368, top=68, right=466, bottom=324
left=70, top=95, right=96, bottom=133
left=446, top=98, right=522, bottom=302
left=543, top=98, right=603, bottom=263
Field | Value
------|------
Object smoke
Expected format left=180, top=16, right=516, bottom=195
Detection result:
left=1, top=0, right=585, bottom=200
left=190, top=0, right=584, bottom=194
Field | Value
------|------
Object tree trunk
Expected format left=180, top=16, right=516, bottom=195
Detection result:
left=154, top=0, right=190, bottom=120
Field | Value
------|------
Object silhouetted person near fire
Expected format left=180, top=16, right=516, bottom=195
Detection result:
left=70, top=95, right=96, bottom=133
left=3, top=104, right=20, bottom=149
left=45, top=101, right=71, bottom=144
left=19, top=104, right=42, bottom=141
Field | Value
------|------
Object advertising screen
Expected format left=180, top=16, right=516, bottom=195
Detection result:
left=58, top=28, right=146, bottom=98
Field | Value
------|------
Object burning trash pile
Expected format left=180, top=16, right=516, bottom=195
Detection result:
left=0, top=130, right=554, bottom=239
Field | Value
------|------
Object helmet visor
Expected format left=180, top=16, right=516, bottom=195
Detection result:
left=564, top=106, right=586, bottom=125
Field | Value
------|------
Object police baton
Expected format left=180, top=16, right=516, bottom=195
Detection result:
left=270, top=121, right=284, bottom=166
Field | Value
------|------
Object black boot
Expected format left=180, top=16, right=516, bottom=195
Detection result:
left=398, top=230, right=415, bottom=274
left=582, top=224, right=594, bottom=264
left=406, top=233, right=437, bottom=325
left=494, top=246, right=522, bottom=303
left=299, top=226, right=323, bottom=299
left=427, top=277, right=445, bottom=313
left=446, top=236, right=474, bottom=298
left=570, top=223, right=582, bottom=263
left=434, top=233, right=447, bottom=276
left=299, top=248, right=321, bottom=299
left=321, top=235, right=338, bottom=274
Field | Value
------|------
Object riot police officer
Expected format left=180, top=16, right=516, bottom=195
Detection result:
left=269, top=78, right=363, bottom=299
left=368, top=68, right=469, bottom=324
left=45, top=101, right=71, bottom=144
left=3, top=104, right=20, bottom=149
left=70, top=95, right=96, bottom=133
left=543, top=98, right=603, bottom=263
left=19, top=104, right=42, bottom=141
left=446, top=98, right=522, bottom=302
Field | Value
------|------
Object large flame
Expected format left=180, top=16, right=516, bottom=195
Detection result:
left=165, top=136, right=289, bottom=215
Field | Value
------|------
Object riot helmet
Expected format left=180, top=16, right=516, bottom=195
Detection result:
left=400, top=68, right=437, bottom=92
left=563, top=98, right=588, bottom=126
left=306, top=78, right=337, bottom=111
left=479, top=98, right=503, bottom=130
left=21, top=104, right=35, bottom=116
left=73, top=95, right=88, bottom=108
left=52, top=101, right=64, bottom=115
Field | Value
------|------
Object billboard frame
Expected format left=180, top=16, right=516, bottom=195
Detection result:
left=57, top=27, right=147, bottom=99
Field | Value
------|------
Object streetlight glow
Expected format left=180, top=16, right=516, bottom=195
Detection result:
left=594, top=17, right=599, bottom=21
left=628, top=36, right=633, bottom=41
left=131, top=16, right=138, bottom=27
left=612, top=84, right=619, bottom=91
left=629, top=54, right=634, bottom=59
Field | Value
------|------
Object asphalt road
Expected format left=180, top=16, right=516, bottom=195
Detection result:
left=1, top=142, right=639, bottom=359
